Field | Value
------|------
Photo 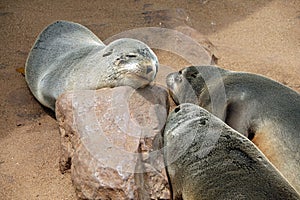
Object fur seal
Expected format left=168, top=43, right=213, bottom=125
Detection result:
left=166, top=65, right=300, bottom=193
left=163, top=103, right=300, bottom=199
left=25, top=21, right=158, bottom=110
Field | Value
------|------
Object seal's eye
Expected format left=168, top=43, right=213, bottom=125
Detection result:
left=191, top=73, right=197, bottom=78
left=146, top=66, right=153, bottom=74
left=126, top=54, right=138, bottom=58
left=178, top=70, right=182, bottom=75
left=103, top=49, right=113, bottom=57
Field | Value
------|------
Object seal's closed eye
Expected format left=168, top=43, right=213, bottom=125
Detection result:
left=125, top=53, right=138, bottom=58
left=102, top=50, right=113, bottom=57
left=191, top=73, right=197, bottom=78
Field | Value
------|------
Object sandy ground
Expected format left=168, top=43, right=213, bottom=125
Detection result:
left=0, top=0, right=299, bottom=199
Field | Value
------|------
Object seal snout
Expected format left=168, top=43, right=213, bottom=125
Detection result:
left=166, top=73, right=174, bottom=89
left=166, top=72, right=182, bottom=85
left=146, top=65, right=153, bottom=74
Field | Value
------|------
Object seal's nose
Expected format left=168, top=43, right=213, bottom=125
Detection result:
left=146, top=66, right=153, bottom=74
left=174, top=106, right=181, bottom=113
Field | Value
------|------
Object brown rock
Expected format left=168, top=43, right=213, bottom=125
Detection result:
left=56, top=85, right=170, bottom=199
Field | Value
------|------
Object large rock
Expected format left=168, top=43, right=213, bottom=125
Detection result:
left=56, top=85, right=170, bottom=199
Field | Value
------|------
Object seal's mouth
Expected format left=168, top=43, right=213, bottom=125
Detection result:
left=130, top=73, right=151, bottom=82
left=120, top=72, right=153, bottom=89
left=169, top=89, right=179, bottom=105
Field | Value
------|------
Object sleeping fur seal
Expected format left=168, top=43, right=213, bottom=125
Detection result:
left=163, top=103, right=300, bottom=199
left=166, top=65, right=300, bottom=193
left=25, top=21, right=158, bottom=110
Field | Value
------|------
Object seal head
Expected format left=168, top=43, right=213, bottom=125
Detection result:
left=104, top=38, right=159, bottom=89
left=164, top=103, right=300, bottom=199
left=166, top=65, right=227, bottom=105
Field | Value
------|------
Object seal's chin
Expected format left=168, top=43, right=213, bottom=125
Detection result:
left=169, top=89, right=180, bottom=105
left=118, top=73, right=152, bottom=89
left=166, top=73, right=180, bottom=105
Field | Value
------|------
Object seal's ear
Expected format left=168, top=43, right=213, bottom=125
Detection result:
left=102, top=49, right=113, bottom=57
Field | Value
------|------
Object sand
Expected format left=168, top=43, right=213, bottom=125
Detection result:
left=0, top=0, right=299, bottom=199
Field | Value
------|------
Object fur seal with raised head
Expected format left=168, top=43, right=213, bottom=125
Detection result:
left=25, top=21, right=158, bottom=110
left=163, top=103, right=300, bottom=199
left=166, top=65, right=300, bottom=193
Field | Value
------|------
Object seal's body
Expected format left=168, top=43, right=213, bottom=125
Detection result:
left=166, top=65, right=300, bottom=193
left=25, top=21, right=158, bottom=110
left=163, top=103, right=300, bottom=199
